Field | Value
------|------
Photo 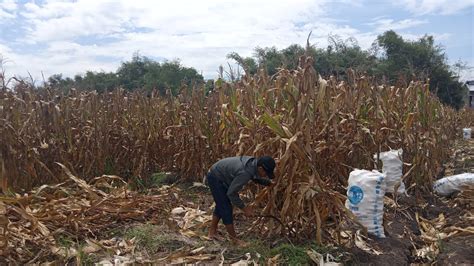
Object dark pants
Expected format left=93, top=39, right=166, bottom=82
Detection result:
left=207, top=172, right=233, bottom=224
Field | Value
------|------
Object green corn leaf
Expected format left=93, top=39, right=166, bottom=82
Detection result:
left=261, top=112, right=287, bottom=138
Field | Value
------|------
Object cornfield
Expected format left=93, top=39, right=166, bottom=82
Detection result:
left=0, top=56, right=471, bottom=241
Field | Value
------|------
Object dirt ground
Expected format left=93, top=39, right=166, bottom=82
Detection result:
left=348, top=139, right=474, bottom=266
left=88, top=136, right=472, bottom=265
left=348, top=195, right=473, bottom=265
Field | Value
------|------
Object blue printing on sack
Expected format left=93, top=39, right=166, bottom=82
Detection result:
left=348, top=186, right=364, bottom=205
left=374, top=176, right=384, bottom=237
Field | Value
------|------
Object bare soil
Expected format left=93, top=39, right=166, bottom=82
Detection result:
left=347, top=139, right=474, bottom=265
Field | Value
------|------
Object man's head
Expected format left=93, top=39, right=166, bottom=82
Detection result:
left=257, top=156, right=276, bottom=179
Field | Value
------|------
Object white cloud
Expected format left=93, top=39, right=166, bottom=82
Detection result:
left=20, top=0, right=329, bottom=43
left=3, top=0, right=366, bottom=79
left=0, top=9, right=13, bottom=20
left=0, top=43, right=13, bottom=60
left=22, top=1, right=131, bottom=43
left=0, top=0, right=17, bottom=11
left=0, top=0, right=17, bottom=20
left=392, top=32, right=452, bottom=42
left=0, top=0, right=468, bottom=81
left=398, top=0, right=474, bottom=15
left=368, top=18, right=427, bottom=33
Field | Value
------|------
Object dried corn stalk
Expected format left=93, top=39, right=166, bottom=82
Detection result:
left=0, top=56, right=468, bottom=242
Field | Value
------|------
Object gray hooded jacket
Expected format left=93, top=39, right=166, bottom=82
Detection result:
left=209, top=156, right=257, bottom=209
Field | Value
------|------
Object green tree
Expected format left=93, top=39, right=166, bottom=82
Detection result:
left=48, top=71, right=117, bottom=93
left=116, top=53, right=153, bottom=90
left=48, top=74, right=75, bottom=91
left=80, top=71, right=118, bottom=92
left=310, top=36, right=377, bottom=77
left=143, top=60, right=204, bottom=95
left=376, top=30, right=466, bottom=109
left=227, top=52, right=258, bottom=75
left=48, top=54, right=204, bottom=95
left=281, top=44, right=306, bottom=70
left=229, top=38, right=376, bottom=78
left=254, top=47, right=285, bottom=76
left=228, top=31, right=465, bottom=108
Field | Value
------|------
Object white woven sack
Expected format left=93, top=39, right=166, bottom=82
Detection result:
left=433, top=173, right=474, bottom=196
left=375, top=149, right=405, bottom=194
left=346, top=169, right=386, bottom=238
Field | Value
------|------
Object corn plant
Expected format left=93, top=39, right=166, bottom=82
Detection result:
left=0, top=57, right=468, bottom=241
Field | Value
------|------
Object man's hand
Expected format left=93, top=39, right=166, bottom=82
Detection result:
left=253, top=177, right=272, bottom=186
left=242, top=206, right=254, bottom=217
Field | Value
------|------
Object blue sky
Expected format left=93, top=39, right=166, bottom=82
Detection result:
left=0, top=0, right=472, bottom=81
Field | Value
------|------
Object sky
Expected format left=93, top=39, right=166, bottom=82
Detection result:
left=0, top=0, right=473, bottom=82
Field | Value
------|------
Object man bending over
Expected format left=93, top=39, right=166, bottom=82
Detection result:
left=206, top=155, right=276, bottom=245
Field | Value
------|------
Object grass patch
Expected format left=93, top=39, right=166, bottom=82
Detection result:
left=271, top=243, right=310, bottom=265
left=104, top=158, right=115, bottom=175
left=149, top=172, right=169, bottom=185
left=125, top=224, right=183, bottom=254
left=102, top=226, right=126, bottom=237
left=241, top=239, right=272, bottom=261
left=55, top=234, right=97, bottom=264
left=130, top=172, right=174, bottom=192
left=77, top=247, right=96, bottom=265
left=56, top=234, right=75, bottom=250
left=233, top=239, right=342, bottom=265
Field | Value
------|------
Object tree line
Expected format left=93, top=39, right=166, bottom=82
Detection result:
left=47, top=53, right=206, bottom=96
left=46, top=30, right=468, bottom=109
